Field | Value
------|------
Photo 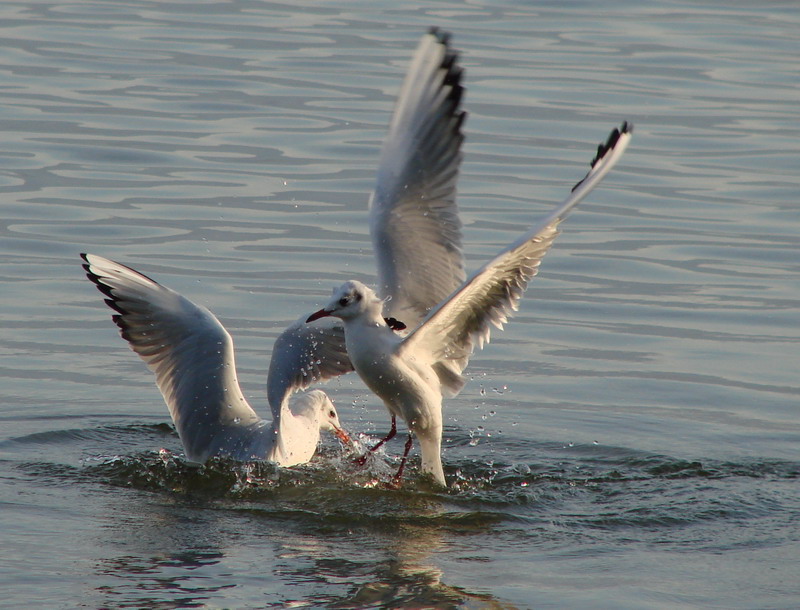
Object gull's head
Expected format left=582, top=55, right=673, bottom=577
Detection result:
left=305, top=390, right=351, bottom=444
left=306, top=280, right=380, bottom=323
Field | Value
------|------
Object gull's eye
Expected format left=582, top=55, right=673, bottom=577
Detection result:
left=328, top=410, right=336, bottom=418
left=338, top=297, right=348, bottom=307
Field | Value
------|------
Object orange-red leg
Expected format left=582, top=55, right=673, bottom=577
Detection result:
left=355, top=415, right=397, bottom=465
left=391, top=433, right=414, bottom=484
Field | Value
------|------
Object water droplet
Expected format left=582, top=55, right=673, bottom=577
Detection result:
left=233, top=417, right=241, bottom=424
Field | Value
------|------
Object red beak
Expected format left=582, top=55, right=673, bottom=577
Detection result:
left=333, top=425, right=352, bottom=446
left=306, top=308, right=332, bottom=323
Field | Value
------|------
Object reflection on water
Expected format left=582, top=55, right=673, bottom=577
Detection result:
left=83, top=453, right=510, bottom=607
left=92, top=521, right=496, bottom=608
left=20, top=443, right=796, bottom=607
left=96, top=551, right=230, bottom=610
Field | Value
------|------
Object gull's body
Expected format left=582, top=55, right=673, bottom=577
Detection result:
left=327, top=287, right=449, bottom=482
left=82, top=254, right=350, bottom=466
left=308, top=123, right=633, bottom=486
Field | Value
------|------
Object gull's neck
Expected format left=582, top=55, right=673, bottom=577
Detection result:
left=345, top=300, right=386, bottom=329
left=341, top=303, right=399, bottom=359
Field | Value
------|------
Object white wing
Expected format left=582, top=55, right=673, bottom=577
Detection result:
left=81, top=254, right=263, bottom=461
left=398, top=123, right=633, bottom=392
left=370, top=27, right=467, bottom=328
left=266, top=316, right=353, bottom=418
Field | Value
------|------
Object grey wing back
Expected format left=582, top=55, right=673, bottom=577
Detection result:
left=370, top=28, right=467, bottom=329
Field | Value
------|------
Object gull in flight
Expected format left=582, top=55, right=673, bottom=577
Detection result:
left=307, top=120, right=633, bottom=486
left=81, top=253, right=352, bottom=466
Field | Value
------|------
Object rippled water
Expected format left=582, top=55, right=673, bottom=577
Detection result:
left=1, top=1, right=798, bottom=608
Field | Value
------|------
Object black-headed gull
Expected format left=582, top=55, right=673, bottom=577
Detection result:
left=307, top=122, right=633, bottom=486
left=82, top=253, right=351, bottom=466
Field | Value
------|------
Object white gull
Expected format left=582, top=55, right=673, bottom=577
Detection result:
left=81, top=253, right=351, bottom=466
left=307, top=122, right=633, bottom=486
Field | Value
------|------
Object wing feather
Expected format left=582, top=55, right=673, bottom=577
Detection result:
left=266, top=317, right=353, bottom=418
left=370, top=27, right=467, bottom=328
left=81, top=253, right=262, bottom=462
left=398, top=123, right=633, bottom=384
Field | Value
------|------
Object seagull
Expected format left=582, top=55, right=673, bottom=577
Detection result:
left=81, top=253, right=351, bottom=466
left=79, top=27, right=469, bottom=469
left=326, top=27, right=471, bottom=460
left=307, top=122, right=633, bottom=486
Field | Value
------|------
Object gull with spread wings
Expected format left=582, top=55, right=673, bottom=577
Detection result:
left=307, top=121, right=633, bottom=486
left=82, top=253, right=352, bottom=465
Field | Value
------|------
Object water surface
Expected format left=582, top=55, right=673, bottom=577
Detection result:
left=1, top=1, right=798, bottom=608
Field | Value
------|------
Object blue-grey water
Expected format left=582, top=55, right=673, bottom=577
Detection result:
left=1, top=1, right=798, bottom=608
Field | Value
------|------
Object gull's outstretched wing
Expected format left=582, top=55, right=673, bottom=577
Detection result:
left=398, top=123, right=633, bottom=394
left=81, top=253, right=262, bottom=462
left=370, top=27, right=467, bottom=328
left=266, top=316, right=353, bottom=418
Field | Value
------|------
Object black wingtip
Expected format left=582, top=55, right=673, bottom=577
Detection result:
left=428, top=28, right=466, bottom=145
left=428, top=26, right=450, bottom=46
left=591, top=122, right=630, bottom=169
left=81, top=253, right=159, bottom=339
left=81, top=254, right=111, bottom=297
left=454, top=110, right=468, bottom=131
left=571, top=121, right=632, bottom=192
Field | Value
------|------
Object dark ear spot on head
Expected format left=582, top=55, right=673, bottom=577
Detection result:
left=384, top=317, right=407, bottom=331
left=354, top=291, right=362, bottom=302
